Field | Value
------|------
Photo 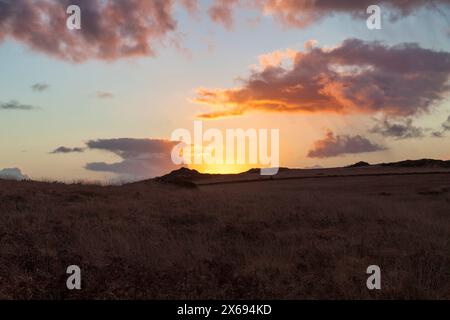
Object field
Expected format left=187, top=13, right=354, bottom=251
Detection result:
left=1, top=165, right=450, bottom=299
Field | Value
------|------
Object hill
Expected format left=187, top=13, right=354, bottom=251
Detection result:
left=380, top=159, right=450, bottom=168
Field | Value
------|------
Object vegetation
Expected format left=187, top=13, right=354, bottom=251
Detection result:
left=1, top=166, right=449, bottom=299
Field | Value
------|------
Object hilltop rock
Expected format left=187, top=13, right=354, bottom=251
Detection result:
left=154, top=167, right=207, bottom=188
left=160, top=167, right=204, bottom=180
left=347, top=161, right=371, bottom=168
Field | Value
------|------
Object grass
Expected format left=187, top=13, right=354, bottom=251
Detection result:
left=0, top=169, right=449, bottom=299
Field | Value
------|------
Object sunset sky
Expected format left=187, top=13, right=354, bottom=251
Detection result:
left=1, top=0, right=450, bottom=182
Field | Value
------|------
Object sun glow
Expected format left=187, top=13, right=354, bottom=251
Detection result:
left=189, top=163, right=253, bottom=175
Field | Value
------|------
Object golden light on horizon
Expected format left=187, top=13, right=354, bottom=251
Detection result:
left=189, top=163, right=253, bottom=175
left=174, top=128, right=279, bottom=175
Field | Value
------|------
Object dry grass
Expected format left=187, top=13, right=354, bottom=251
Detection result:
left=0, top=169, right=449, bottom=299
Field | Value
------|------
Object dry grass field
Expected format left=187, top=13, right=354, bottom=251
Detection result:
left=1, top=164, right=450, bottom=299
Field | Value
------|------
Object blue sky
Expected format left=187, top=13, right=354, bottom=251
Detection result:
left=1, top=1, right=450, bottom=181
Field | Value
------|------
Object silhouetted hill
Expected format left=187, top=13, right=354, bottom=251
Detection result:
left=347, top=161, right=371, bottom=168
left=153, top=160, right=450, bottom=187
left=154, top=167, right=209, bottom=188
left=160, top=167, right=205, bottom=180
left=345, top=159, right=450, bottom=169
left=380, top=159, right=450, bottom=168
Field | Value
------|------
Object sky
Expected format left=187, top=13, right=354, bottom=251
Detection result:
left=1, top=0, right=450, bottom=182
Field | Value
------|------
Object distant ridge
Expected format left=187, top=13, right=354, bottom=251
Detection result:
left=157, top=159, right=450, bottom=180
left=152, top=159, right=450, bottom=188
left=347, top=159, right=450, bottom=169
left=379, top=159, right=450, bottom=168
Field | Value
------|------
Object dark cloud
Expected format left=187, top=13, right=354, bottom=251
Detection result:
left=432, top=115, right=450, bottom=137
left=432, top=131, right=444, bottom=138
left=51, top=146, right=85, bottom=154
left=370, top=118, right=425, bottom=140
left=31, top=83, right=50, bottom=92
left=96, top=91, right=114, bottom=99
left=443, top=115, right=450, bottom=131
left=85, top=138, right=175, bottom=158
left=304, top=165, right=323, bottom=169
left=0, top=100, right=38, bottom=111
left=429, top=115, right=450, bottom=137
left=0, top=0, right=196, bottom=62
left=84, top=138, right=180, bottom=179
left=307, top=131, right=386, bottom=158
left=195, top=39, right=450, bottom=118
left=52, top=138, right=180, bottom=179
left=209, top=0, right=450, bottom=28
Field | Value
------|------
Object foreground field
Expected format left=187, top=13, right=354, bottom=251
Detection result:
left=0, top=166, right=450, bottom=299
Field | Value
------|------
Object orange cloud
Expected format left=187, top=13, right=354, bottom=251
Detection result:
left=257, top=48, right=297, bottom=68
left=194, top=39, right=450, bottom=119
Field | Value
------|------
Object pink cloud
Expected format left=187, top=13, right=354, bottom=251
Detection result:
left=0, top=0, right=194, bottom=62
left=209, top=0, right=450, bottom=28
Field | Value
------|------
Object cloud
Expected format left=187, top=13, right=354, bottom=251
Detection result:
left=96, top=91, right=114, bottom=99
left=304, top=164, right=323, bottom=169
left=195, top=39, right=450, bottom=119
left=0, top=100, right=38, bottom=111
left=443, top=115, right=450, bottom=131
left=0, top=168, right=29, bottom=181
left=208, top=0, right=240, bottom=29
left=2, top=1, right=448, bottom=62
left=179, top=0, right=198, bottom=14
left=52, top=138, right=180, bottom=180
left=370, top=118, right=425, bottom=140
left=50, top=146, right=85, bottom=154
left=432, top=131, right=444, bottom=138
left=432, top=115, right=450, bottom=137
left=0, top=0, right=196, bottom=62
left=208, top=0, right=450, bottom=29
left=83, top=138, right=180, bottom=179
left=257, top=48, right=297, bottom=68
left=31, top=83, right=50, bottom=92
left=307, top=131, right=386, bottom=158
